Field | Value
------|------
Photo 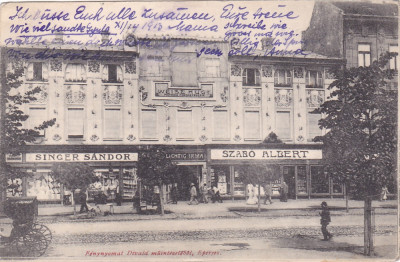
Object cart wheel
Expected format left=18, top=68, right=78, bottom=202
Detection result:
left=15, top=230, right=48, bottom=257
left=32, top=223, right=52, bottom=243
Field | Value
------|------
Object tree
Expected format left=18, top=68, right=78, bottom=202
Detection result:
left=138, top=146, right=177, bottom=215
left=50, top=162, right=97, bottom=216
left=0, top=56, right=55, bottom=210
left=262, top=132, right=283, bottom=144
left=236, top=164, right=280, bottom=212
left=315, top=52, right=397, bottom=256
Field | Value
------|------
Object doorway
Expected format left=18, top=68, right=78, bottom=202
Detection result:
left=174, top=165, right=202, bottom=201
left=283, top=166, right=296, bottom=199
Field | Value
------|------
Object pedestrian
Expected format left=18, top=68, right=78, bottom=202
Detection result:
left=171, top=184, right=178, bottom=204
left=200, top=183, right=209, bottom=204
left=188, top=183, right=198, bottom=205
left=264, top=182, right=273, bottom=204
left=79, top=189, right=89, bottom=213
left=280, top=181, right=288, bottom=202
left=380, top=186, right=389, bottom=201
left=319, top=201, right=333, bottom=241
left=212, top=186, right=223, bottom=203
left=115, top=176, right=122, bottom=206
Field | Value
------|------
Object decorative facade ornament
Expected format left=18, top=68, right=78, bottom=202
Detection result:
left=220, top=86, right=229, bottom=103
left=274, top=89, right=293, bottom=108
left=53, top=134, right=62, bottom=141
left=90, top=135, right=99, bottom=142
left=199, top=135, right=208, bottom=142
left=324, top=68, right=335, bottom=79
left=139, top=86, right=148, bottom=101
left=163, top=135, right=172, bottom=142
left=125, top=61, right=136, bottom=74
left=12, top=60, right=23, bottom=70
left=179, top=101, right=189, bottom=109
left=28, top=84, right=48, bottom=104
left=231, top=65, right=241, bottom=76
left=88, top=61, right=100, bottom=73
left=297, top=135, right=304, bottom=142
left=262, top=66, right=273, bottom=77
left=233, top=135, right=241, bottom=142
left=306, top=90, right=325, bottom=108
left=103, top=85, right=122, bottom=105
left=66, top=85, right=86, bottom=104
left=127, top=134, right=136, bottom=141
left=293, top=67, right=304, bottom=78
left=243, top=88, right=261, bottom=107
left=50, top=60, right=62, bottom=72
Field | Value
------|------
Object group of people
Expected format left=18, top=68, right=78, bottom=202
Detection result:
left=188, top=183, right=223, bottom=205
left=246, top=181, right=288, bottom=205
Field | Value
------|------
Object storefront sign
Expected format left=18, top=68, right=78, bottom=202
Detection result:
left=211, top=149, right=322, bottom=160
left=26, top=153, right=138, bottom=162
left=165, top=153, right=205, bottom=161
left=5, top=154, right=23, bottom=163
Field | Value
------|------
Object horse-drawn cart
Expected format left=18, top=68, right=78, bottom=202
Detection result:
left=0, top=197, right=52, bottom=257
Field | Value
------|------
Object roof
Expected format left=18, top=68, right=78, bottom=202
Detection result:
left=331, top=1, right=398, bottom=17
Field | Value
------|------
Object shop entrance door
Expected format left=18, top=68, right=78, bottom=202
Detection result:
left=283, top=166, right=296, bottom=199
left=175, top=165, right=202, bottom=201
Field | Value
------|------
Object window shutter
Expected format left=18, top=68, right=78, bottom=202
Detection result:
left=42, top=63, right=48, bottom=80
left=117, top=65, right=123, bottom=82
left=104, top=108, right=122, bottom=138
left=27, top=63, right=34, bottom=80
left=67, top=108, right=84, bottom=137
left=102, top=65, right=108, bottom=81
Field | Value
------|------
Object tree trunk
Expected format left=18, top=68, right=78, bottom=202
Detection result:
left=72, top=191, right=76, bottom=217
left=345, top=182, right=349, bottom=213
left=364, top=196, right=373, bottom=256
left=159, top=183, right=164, bottom=216
left=258, top=184, right=261, bottom=213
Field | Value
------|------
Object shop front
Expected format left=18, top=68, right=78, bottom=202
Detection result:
left=206, top=145, right=344, bottom=200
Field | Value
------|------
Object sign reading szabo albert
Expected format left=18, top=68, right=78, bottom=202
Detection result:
left=26, top=153, right=138, bottom=162
left=210, top=149, right=322, bottom=160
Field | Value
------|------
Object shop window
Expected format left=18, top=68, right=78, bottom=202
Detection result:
left=141, top=109, right=157, bottom=139
left=244, top=110, right=261, bottom=140
left=27, top=62, right=48, bottom=81
left=67, top=108, right=84, bottom=139
left=102, top=64, right=123, bottom=83
left=274, top=69, right=292, bottom=87
left=297, top=166, right=307, bottom=195
left=276, top=111, right=291, bottom=140
left=311, top=166, right=329, bottom=194
left=332, top=177, right=343, bottom=194
left=358, top=44, right=371, bottom=67
left=171, top=52, right=197, bottom=87
left=305, top=70, right=323, bottom=88
left=177, top=110, right=193, bottom=140
left=65, top=63, right=86, bottom=82
left=242, top=68, right=260, bottom=86
left=104, top=108, right=122, bottom=139
left=389, top=44, right=398, bottom=70
left=211, top=166, right=230, bottom=195
left=29, top=107, right=46, bottom=137
left=204, top=58, right=220, bottom=77
left=7, top=178, right=23, bottom=197
left=307, top=112, right=322, bottom=141
left=26, top=171, right=61, bottom=200
left=213, top=110, right=229, bottom=139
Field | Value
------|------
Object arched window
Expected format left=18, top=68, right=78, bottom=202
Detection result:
left=65, top=64, right=86, bottom=82
left=274, top=69, right=292, bottom=87
left=305, top=70, right=323, bottom=88
left=242, top=68, right=260, bottom=86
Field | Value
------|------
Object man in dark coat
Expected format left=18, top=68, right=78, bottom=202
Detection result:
left=320, top=201, right=333, bottom=240
left=79, top=189, right=89, bottom=213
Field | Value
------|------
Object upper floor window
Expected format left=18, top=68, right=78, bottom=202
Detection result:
left=358, top=44, right=371, bottom=67
left=67, top=108, right=84, bottom=139
left=177, top=110, right=193, bottom=140
left=29, top=107, right=46, bottom=137
left=104, top=108, right=122, bottom=139
left=242, top=68, right=260, bottom=86
left=274, top=69, right=292, bottom=87
left=27, top=62, right=48, bottom=81
left=171, top=52, right=197, bottom=87
left=389, top=44, right=398, bottom=70
left=305, top=70, right=323, bottom=88
left=204, top=58, right=220, bottom=77
left=65, top=64, right=86, bottom=82
left=102, top=64, right=123, bottom=83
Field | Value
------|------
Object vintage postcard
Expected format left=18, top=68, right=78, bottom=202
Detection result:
left=0, top=0, right=398, bottom=261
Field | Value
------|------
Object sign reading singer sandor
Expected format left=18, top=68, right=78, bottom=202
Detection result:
left=211, top=149, right=322, bottom=160
left=26, top=153, right=138, bottom=162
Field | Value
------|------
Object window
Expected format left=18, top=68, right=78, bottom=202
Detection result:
left=389, top=45, right=398, bottom=70
left=141, top=109, right=157, bottom=139
left=213, top=110, right=229, bottom=139
left=358, top=44, right=371, bottom=67
left=102, top=65, right=123, bottom=83
left=242, top=68, right=260, bottom=86
left=104, top=108, right=122, bottom=139
left=311, top=166, right=329, bottom=194
left=204, top=58, right=220, bottom=77
left=244, top=110, right=260, bottom=139
left=29, top=108, right=46, bottom=137
left=65, top=64, right=86, bottom=82
left=297, top=166, right=307, bottom=194
left=276, top=111, right=291, bottom=140
left=305, top=70, right=323, bottom=88
left=27, top=62, right=48, bottom=81
left=274, top=69, right=292, bottom=87
left=177, top=110, right=193, bottom=139
left=307, top=112, right=322, bottom=141
left=171, top=52, right=197, bottom=87
left=67, top=108, right=84, bottom=139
